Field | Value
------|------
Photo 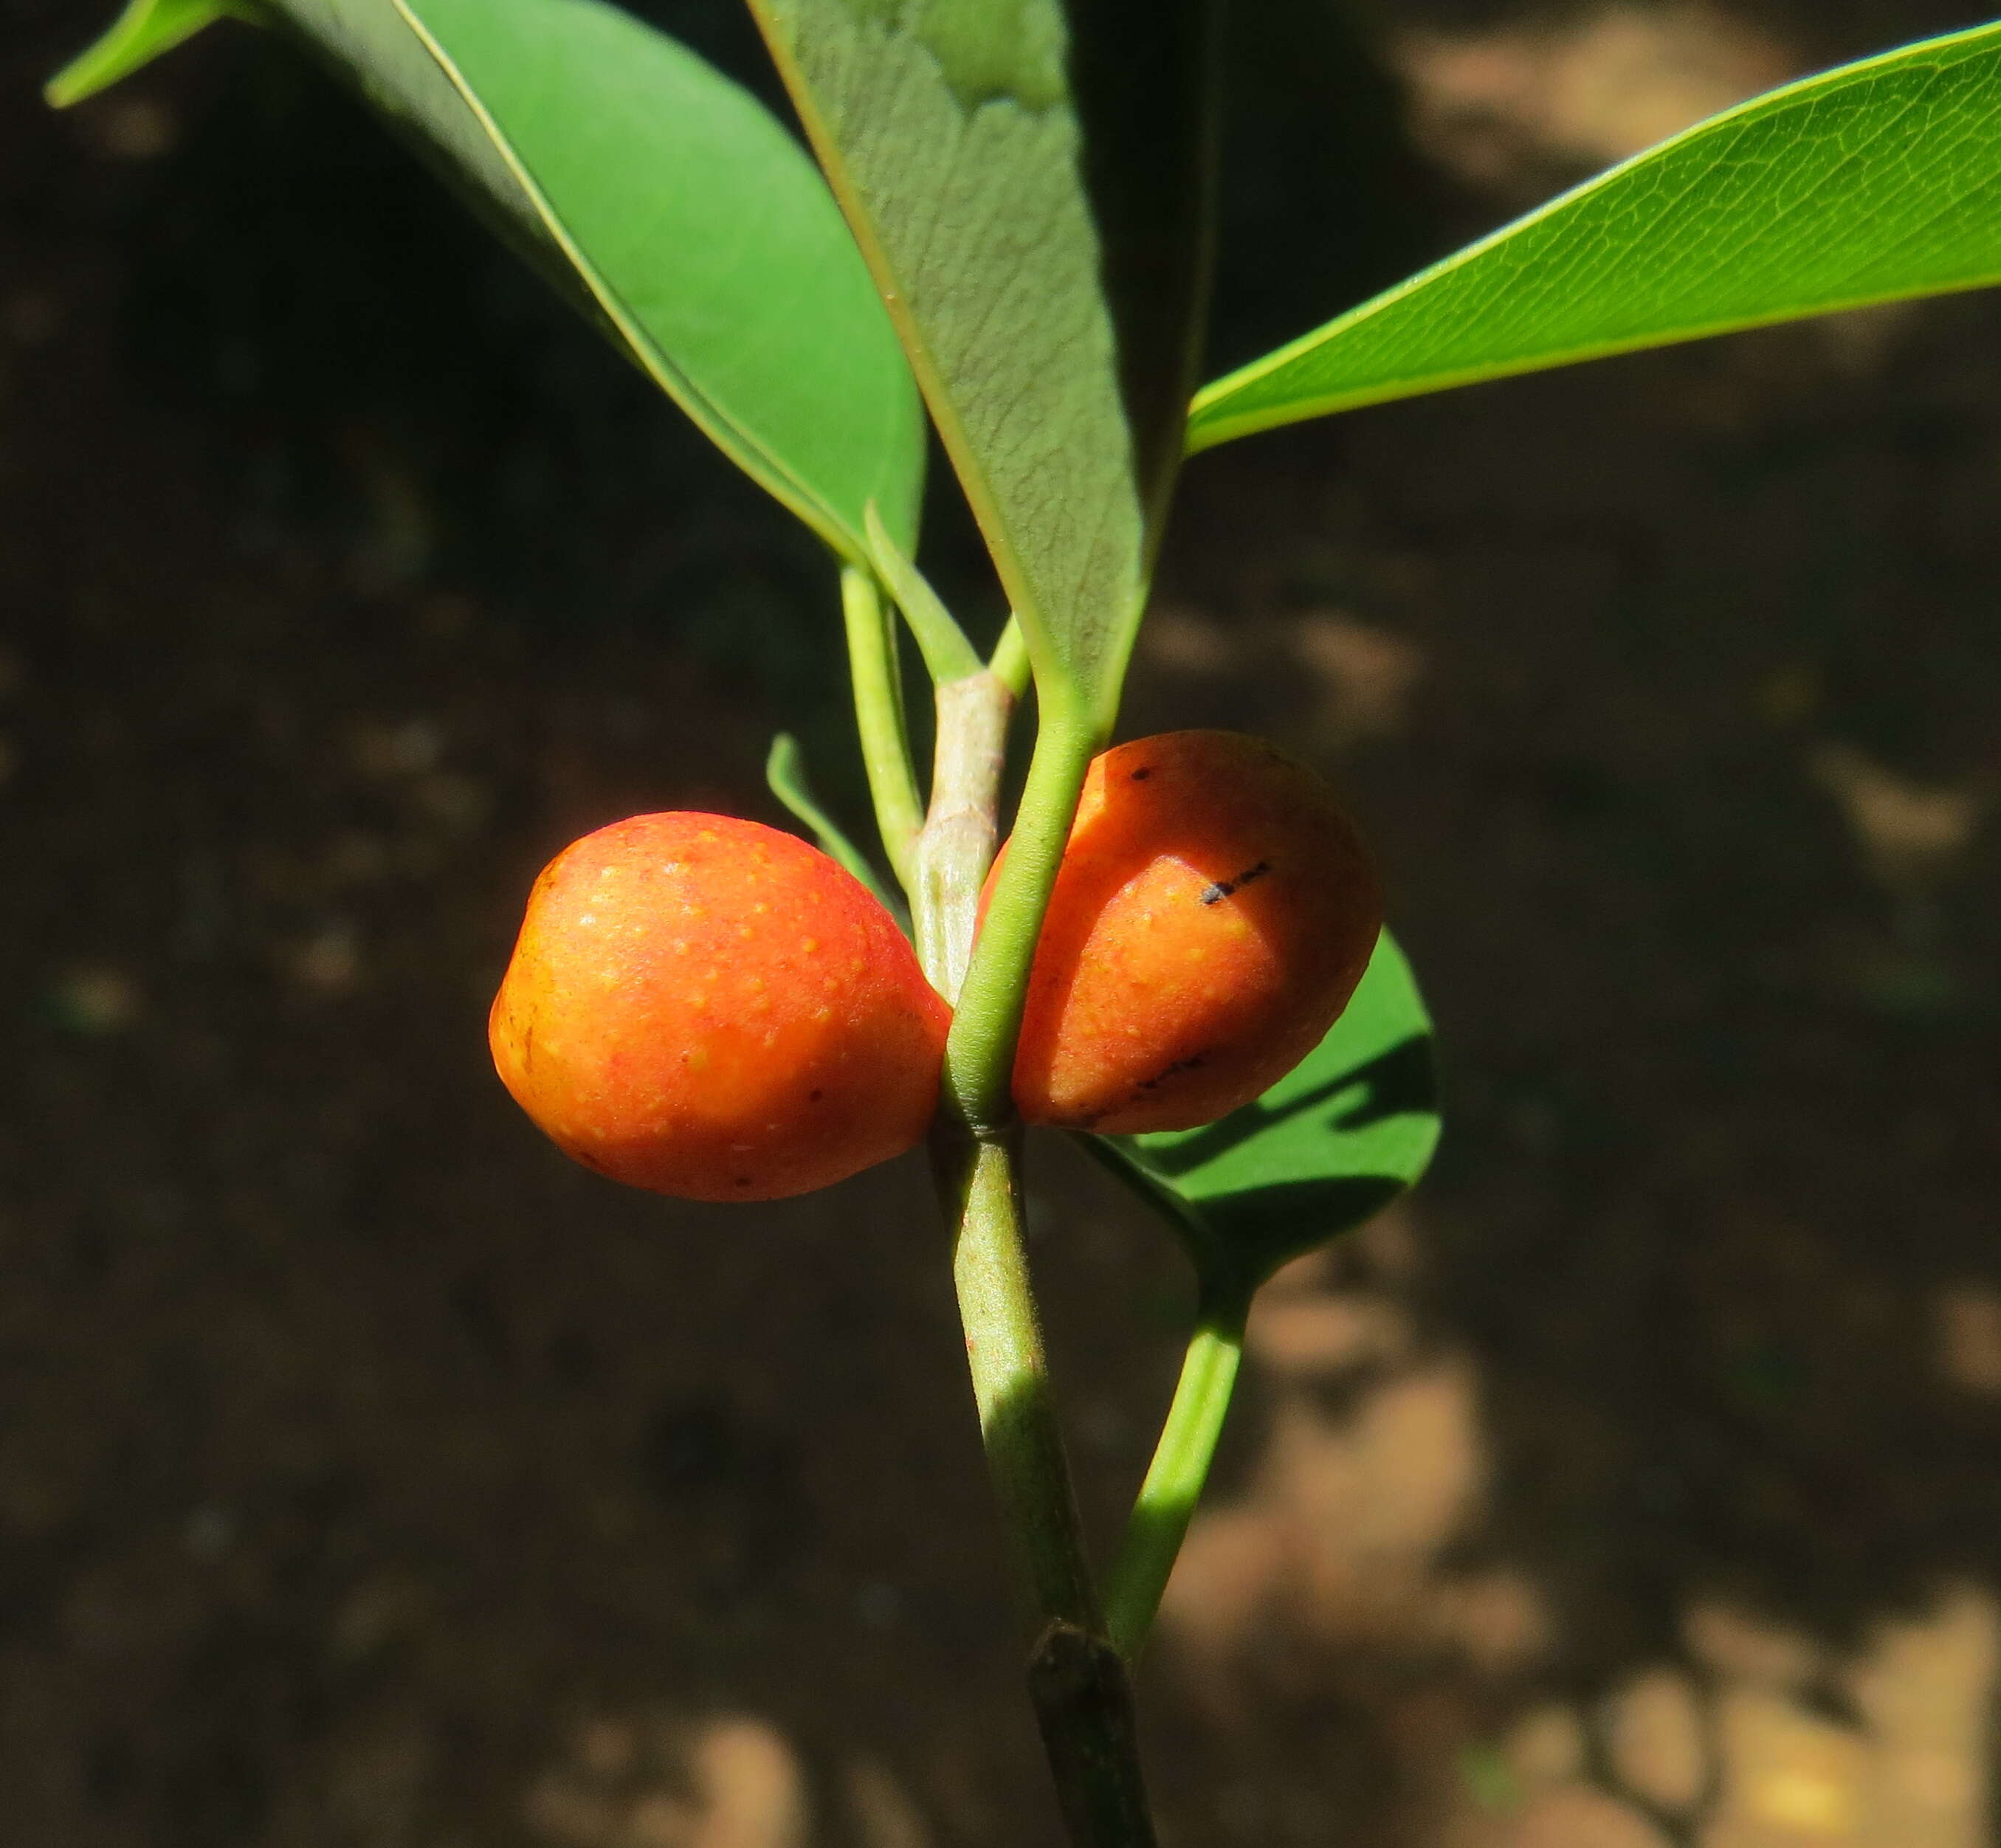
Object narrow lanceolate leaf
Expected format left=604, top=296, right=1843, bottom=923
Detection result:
left=748, top=0, right=1217, bottom=731
left=1085, top=931, right=1441, bottom=1311
left=1190, top=21, right=2001, bottom=453
left=50, top=0, right=923, bottom=559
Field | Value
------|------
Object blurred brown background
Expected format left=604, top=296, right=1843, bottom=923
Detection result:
left=4, top=1, right=2001, bottom=1843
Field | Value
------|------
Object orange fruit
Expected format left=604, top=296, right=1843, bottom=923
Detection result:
left=490, top=813, right=948, bottom=1200
left=1002, top=730, right=1380, bottom=1133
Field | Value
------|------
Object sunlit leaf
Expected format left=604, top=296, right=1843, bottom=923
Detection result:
left=1084, top=930, right=1441, bottom=1309
left=52, top=0, right=923, bottom=559
left=401, top=0, right=923, bottom=556
left=746, top=0, right=1216, bottom=731
left=1190, top=21, right=2001, bottom=452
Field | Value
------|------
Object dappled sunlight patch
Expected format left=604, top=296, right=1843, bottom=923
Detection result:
left=1393, top=4, right=1797, bottom=192
left=526, top=1712, right=811, bottom=1848
left=1934, top=1286, right=2001, bottom=1396
left=1806, top=743, right=1985, bottom=891
left=1286, top=612, right=1427, bottom=746
left=1155, top=1227, right=2001, bottom=1848
left=1159, top=1217, right=1539, bottom=1688
left=1453, top=1587, right=2001, bottom=1846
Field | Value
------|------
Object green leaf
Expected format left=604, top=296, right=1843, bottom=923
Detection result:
left=746, top=0, right=1217, bottom=732
left=1083, top=929, right=1441, bottom=1309
left=46, top=0, right=238, bottom=106
left=399, top=0, right=923, bottom=557
left=1189, top=21, right=2001, bottom=453
left=56, top=0, right=925, bottom=558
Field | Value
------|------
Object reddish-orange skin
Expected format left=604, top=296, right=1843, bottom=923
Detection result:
left=1002, top=731, right=1381, bottom=1134
left=489, top=813, right=948, bottom=1201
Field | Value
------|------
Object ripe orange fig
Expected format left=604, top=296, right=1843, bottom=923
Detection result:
left=489, top=813, right=949, bottom=1201
left=1002, top=730, right=1381, bottom=1134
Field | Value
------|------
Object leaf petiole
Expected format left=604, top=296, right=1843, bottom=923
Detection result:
left=988, top=616, right=1030, bottom=698
left=865, top=502, right=983, bottom=685
left=841, top=564, right=925, bottom=894
left=1103, top=1310, right=1246, bottom=1663
left=943, top=695, right=1098, bottom=1131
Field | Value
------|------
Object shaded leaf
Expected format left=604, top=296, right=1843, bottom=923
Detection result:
left=1084, top=930, right=1440, bottom=1309
left=747, top=0, right=1216, bottom=730
left=1190, top=21, right=2001, bottom=452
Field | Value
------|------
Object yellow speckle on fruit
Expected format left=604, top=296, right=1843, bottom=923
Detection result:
left=800, top=937, right=819, bottom=954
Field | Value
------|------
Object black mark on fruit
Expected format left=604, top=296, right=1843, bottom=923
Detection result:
left=1137, top=1052, right=1208, bottom=1091
left=1199, top=859, right=1273, bottom=905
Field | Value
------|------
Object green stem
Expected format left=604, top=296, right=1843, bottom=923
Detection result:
left=916, top=675, right=1094, bottom=1632
left=1103, top=1311, right=1245, bottom=1663
left=938, top=1128, right=1101, bottom=1630
left=943, top=697, right=1098, bottom=1128
left=910, top=644, right=1152, bottom=1844
left=931, top=1122, right=1155, bottom=1847
left=841, top=565, right=923, bottom=892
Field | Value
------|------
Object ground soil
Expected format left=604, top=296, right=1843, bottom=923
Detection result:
left=4, top=2, right=2000, bottom=1844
